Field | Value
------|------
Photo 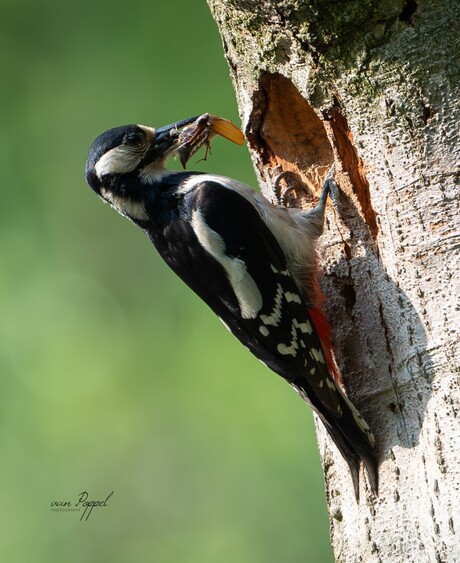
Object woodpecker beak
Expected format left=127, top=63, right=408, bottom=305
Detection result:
left=151, top=116, right=200, bottom=156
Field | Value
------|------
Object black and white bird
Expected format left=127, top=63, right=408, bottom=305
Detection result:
left=85, top=117, right=378, bottom=496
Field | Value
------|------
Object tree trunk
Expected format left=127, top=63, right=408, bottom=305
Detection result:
left=207, top=1, right=460, bottom=561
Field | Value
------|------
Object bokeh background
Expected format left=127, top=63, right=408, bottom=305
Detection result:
left=0, top=0, right=333, bottom=560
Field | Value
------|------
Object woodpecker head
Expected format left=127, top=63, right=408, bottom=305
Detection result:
left=85, top=117, right=198, bottom=214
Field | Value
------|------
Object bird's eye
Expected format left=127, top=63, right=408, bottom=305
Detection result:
left=125, top=132, right=146, bottom=148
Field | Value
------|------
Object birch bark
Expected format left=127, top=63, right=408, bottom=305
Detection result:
left=207, top=1, right=460, bottom=560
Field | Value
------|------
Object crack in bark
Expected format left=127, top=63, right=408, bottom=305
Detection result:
left=323, top=100, right=379, bottom=238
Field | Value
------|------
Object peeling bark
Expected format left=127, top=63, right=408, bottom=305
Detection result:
left=207, top=0, right=460, bottom=561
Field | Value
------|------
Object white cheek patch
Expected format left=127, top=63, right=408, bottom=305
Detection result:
left=100, top=188, right=149, bottom=221
left=95, top=146, right=142, bottom=178
left=191, top=209, right=263, bottom=319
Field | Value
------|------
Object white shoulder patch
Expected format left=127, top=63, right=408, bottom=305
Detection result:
left=191, top=209, right=263, bottom=319
left=177, top=174, right=316, bottom=288
left=178, top=173, right=257, bottom=200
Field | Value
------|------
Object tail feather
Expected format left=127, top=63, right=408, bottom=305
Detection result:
left=323, top=425, right=361, bottom=499
left=323, top=414, right=379, bottom=500
left=299, top=379, right=379, bottom=499
left=337, top=387, right=379, bottom=496
left=306, top=307, right=378, bottom=497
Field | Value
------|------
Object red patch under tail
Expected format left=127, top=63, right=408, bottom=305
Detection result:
left=307, top=307, right=342, bottom=385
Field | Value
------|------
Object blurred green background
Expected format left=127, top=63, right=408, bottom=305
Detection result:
left=0, top=0, right=332, bottom=561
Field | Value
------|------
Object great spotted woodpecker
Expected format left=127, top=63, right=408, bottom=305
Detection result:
left=85, top=116, right=378, bottom=497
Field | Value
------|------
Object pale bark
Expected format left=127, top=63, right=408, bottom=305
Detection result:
left=207, top=0, right=460, bottom=561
